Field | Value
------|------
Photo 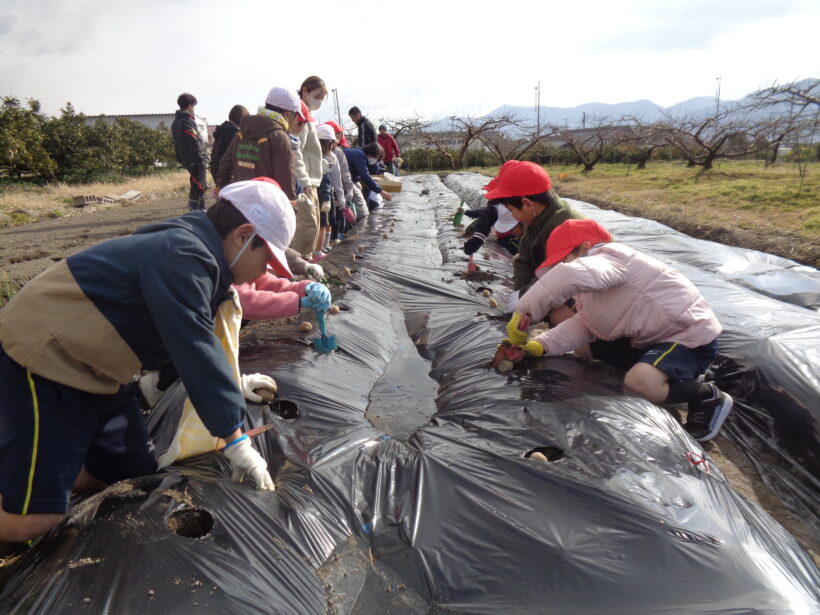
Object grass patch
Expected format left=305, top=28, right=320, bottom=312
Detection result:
left=0, top=170, right=190, bottom=224
left=461, top=160, right=819, bottom=267
left=1, top=271, right=18, bottom=306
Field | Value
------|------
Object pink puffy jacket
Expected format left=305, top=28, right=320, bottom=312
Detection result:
left=515, top=243, right=722, bottom=355
left=233, top=274, right=311, bottom=321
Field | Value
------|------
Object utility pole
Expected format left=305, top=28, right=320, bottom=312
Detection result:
left=534, top=81, right=541, bottom=137
left=714, top=76, right=721, bottom=133
left=332, top=88, right=342, bottom=127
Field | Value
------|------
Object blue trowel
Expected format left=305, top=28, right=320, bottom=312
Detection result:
left=312, top=309, right=337, bottom=352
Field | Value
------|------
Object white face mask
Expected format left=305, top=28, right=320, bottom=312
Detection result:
left=367, top=156, right=378, bottom=165
left=308, top=96, right=323, bottom=111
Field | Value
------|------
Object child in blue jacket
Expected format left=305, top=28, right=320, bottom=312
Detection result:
left=0, top=179, right=329, bottom=544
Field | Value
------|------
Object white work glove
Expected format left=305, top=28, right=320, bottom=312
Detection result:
left=321, top=201, right=331, bottom=213
left=306, top=263, right=324, bottom=280
left=223, top=436, right=275, bottom=490
left=240, top=373, right=277, bottom=403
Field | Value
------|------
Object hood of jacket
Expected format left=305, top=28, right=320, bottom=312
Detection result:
left=213, top=120, right=237, bottom=139
left=237, top=114, right=286, bottom=141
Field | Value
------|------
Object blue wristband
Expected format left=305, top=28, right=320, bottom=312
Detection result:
left=223, top=433, right=248, bottom=450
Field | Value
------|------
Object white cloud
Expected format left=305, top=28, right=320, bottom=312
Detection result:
left=0, top=0, right=817, bottom=127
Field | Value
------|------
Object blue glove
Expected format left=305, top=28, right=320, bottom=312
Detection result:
left=300, top=282, right=331, bottom=312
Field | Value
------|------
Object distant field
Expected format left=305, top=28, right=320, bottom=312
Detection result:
left=463, top=160, right=819, bottom=267
left=2, top=161, right=818, bottom=267
left=0, top=170, right=190, bottom=225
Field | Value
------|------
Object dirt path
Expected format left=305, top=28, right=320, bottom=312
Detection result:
left=0, top=185, right=817, bottom=565
left=0, top=197, right=195, bottom=292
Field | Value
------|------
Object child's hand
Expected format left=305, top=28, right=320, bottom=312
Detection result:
left=505, top=312, right=532, bottom=345
left=463, top=236, right=484, bottom=255
left=306, top=264, right=324, bottom=281
left=301, top=282, right=332, bottom=312
left=520, top=340, right=545, bottom=358
left=240, top=373, right=277, bottom=403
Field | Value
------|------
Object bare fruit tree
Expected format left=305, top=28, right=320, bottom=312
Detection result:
left=653, top=105, right=775, bottom=171
left=391, top=114, right=518, bottom=170
left=748, top=79, right=820, bottom=111
left=545, top=118, right=638, bottom=172
left=477, top=122, right=544, bottom=164
left=742, top=78, right=820, bottom=166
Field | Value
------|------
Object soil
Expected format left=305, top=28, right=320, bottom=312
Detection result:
left=0, top=187, right=817, bottom=564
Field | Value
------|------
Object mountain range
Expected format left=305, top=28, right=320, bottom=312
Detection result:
left=424, top=79, right=817, bottom=130
left=487, top=96, right=718, bottom=128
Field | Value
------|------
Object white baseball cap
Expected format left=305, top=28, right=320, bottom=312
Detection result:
left=219, top=178, right=296, bottom=278
left=494, top=203, right=518, bottom=233
left=315, top=123, right=337, bottom=142
left=264, top=86, right=301, bottom=113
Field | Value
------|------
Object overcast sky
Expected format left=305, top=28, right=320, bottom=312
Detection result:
left=1, top=0, right=817, bottom=129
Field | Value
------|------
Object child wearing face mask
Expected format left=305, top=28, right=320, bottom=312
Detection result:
left=296, top=76, right=330, bottom=263
left=0, top=179, right=298, bottom=543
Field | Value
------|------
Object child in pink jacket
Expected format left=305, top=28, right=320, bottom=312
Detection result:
left=234, top=274, right=312, bottom=320
left=505, top=219, right=732, bottom=442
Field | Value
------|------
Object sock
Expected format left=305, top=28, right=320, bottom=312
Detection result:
left=322, top=232, right=331, bottom=250
left=665, top=380, right=713, bottom=405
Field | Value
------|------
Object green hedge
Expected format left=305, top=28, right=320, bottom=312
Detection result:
left=1, top=98, right=177, bottom=182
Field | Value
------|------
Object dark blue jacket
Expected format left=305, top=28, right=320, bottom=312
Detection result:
left=0, top=211, right=246, bottom=438
left=318, top=172, right=332, bottom=205
left=343, top=148, right=382, bottom=195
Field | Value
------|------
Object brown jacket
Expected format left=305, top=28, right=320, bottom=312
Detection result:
left=216, top=115, right=296, bottom=199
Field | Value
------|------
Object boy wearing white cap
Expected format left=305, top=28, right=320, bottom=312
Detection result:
left=216, top=86, right=301, bottom=200
left=0, top=179, right=304, bottom=544
left=462, top=201, right=522, bottom=257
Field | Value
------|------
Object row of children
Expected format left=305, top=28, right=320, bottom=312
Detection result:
left=171, top=76, right=394, bottom=267
left=469, top=161, right=733, bottom=442
left=1, top=77, right=405, bottom=546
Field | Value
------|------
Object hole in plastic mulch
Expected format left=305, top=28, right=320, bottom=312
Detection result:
left=525, top=446, right=565, bottom=463
left=166, top=508, right=214, bottom=538
left=269, top=399, right=300, bottom=420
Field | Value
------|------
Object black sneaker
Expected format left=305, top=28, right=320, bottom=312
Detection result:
left=685, top=384, right=733, bottom=442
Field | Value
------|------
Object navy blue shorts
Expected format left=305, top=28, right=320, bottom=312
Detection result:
left=0, top=347, right=158, bottom=515
left=589, top=338, right=718, bottom=382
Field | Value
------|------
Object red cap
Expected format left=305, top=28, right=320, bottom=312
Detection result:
left=481, top=160, right=519, bottom=193
left=324, top=120, right=349, bottom=147
left=299, top=100, right=314, bottom=123
left=251, top=176, right=281, bottom=190
left=483, top=161, right=552, bottom=200
left=537, top=219, right=612, bottom=270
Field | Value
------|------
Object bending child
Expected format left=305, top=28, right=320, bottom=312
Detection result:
left=482, top=160, right=583, bottom=316
left=504, top=219, right=733, bottom=442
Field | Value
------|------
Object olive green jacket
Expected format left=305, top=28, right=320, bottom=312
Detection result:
left=512, top=191, right=584, bottom=293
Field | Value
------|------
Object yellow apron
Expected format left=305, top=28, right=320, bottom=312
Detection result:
left=157, top=292, right=243, bottom=468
